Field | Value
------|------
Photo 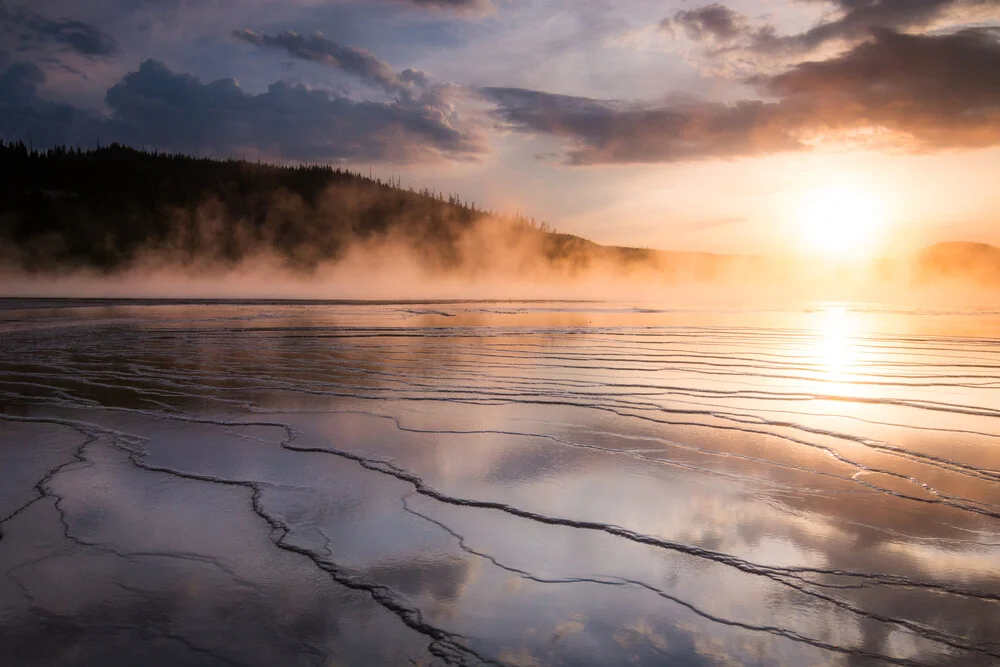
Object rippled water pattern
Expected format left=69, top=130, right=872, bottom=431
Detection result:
left=1, top=300, right=999, bottom=666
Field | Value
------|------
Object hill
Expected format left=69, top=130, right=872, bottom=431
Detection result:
left=915, top=242, right=1000, bottom=285
left=0, top=141, right=744, bottom=280
left=0, top=141, right=487, bottom=271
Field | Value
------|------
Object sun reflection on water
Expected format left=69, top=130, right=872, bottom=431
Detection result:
left=811, top=306, right=863, bottom=382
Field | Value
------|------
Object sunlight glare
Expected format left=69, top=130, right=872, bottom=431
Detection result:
left=811, top=306, right=861, bottom=381
left=798, top=186, right=885, bottom=257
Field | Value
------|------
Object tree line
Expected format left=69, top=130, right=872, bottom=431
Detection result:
left=0, top=141, right=565, bottom=272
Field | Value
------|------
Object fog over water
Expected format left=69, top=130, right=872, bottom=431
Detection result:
left=1, top=299, right=999, bottom=666
left=4, top=144, right=999, bottom=306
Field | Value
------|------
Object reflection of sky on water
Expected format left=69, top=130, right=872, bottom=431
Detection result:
left=1, top=300, right=999, bottom=665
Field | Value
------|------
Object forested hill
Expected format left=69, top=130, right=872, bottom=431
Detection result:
left=0, top=142, right=747, bottom=280
left=0, top=141, right=489, bottom=270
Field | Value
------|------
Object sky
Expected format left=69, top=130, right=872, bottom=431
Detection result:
left=1, top=0, right=998, bottom=255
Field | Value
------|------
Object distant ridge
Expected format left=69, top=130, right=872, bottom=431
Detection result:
left=916, top=242, right=1000, bottom=284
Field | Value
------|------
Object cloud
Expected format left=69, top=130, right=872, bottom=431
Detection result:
left=662, top=0, right=1000, bottom=56
left=0, top=6, right=118, bottom=57
left=762, top=27, right=1000, bottom=148
left=481, top=87, right=798, bottom=164
left=399, top=68, right=428, bottom=88
left=105, top=60, right=483, bottom=162
left=390, top=0, right=494, bottom=14
left=0, top=61, right=44, bottom=103
left=784, top=0, right=999, bottom=52
left=231, top=29, right=432, bottom=101
left=0, top=61, right=104, bottom=145
left=484, top=27, right=1000, bottom=163
left=660, top=3, right=767, bottom=44
left=227, top=30, right=481, bottom=162
left=0, top=59, right=485, bottom=163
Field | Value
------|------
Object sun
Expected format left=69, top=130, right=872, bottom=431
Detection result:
left=797, top=186, right=886, bottom=257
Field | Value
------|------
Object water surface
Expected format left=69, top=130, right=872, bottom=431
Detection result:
left=1, top=299, right=999, bottom=666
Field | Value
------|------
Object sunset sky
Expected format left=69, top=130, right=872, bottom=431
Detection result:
left=2, top=0, right=998, bottom=255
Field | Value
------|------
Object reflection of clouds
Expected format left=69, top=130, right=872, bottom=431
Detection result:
left=5, top=551, right=340, bottom=663
left=0, top=499, right=423, bottom=667
left=497, top=645, right=542, bottom=667
left=0, top=423, right=435, bottom=666
left=300, top=405, right=1000, bottom=662
left=879, top=539, right=1000, bottom=580
left=390, top=400, right=1000, bottom=662
left=614, top=619, right=669, bottom=652
left=366, top=556, right=471, bottom=603
left=551, top=615, right=586, bottom=642
left=4, top=302, right=1000, bottom=666
left=408, top=494, right=855, bottom=664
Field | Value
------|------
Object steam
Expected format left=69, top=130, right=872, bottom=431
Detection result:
left=2, top=167, right=999, bottom=305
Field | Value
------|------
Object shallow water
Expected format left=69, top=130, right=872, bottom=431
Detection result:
left=1, top=299, right=999, bottom=666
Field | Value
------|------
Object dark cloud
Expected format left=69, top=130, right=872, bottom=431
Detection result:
left=660, top=3, right=768, bottom=44
left=231, top=29, right=429, bottom=99
left=104, top=60, right=482, bottom=162
left=399, top=68, right=428, bottom=88
left=664, top=0, right=1000, bottom=55
left=763, top=27, right=1000, bottom=147
left=390, top=0, right=494, bottom=13
left=482, top=87, right=797, bottom=164
left=484, top=27, right=1000, bottom=163
left=0, top=61, right=44, bottom=103
left=786, top=0, right=999, bottom=51
left=0, top=6, right=118, bottom=57
left=0, top=61, right=104, bottom=145
left=0, top=59, right=484, bottom=163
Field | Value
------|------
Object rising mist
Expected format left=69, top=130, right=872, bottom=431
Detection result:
left=2, top=142, right=998, bottom=304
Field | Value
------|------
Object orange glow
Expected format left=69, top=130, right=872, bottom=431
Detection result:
left=806, top=306, right=870, bottom=390
left=797, top=186, right=886, bottom=257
